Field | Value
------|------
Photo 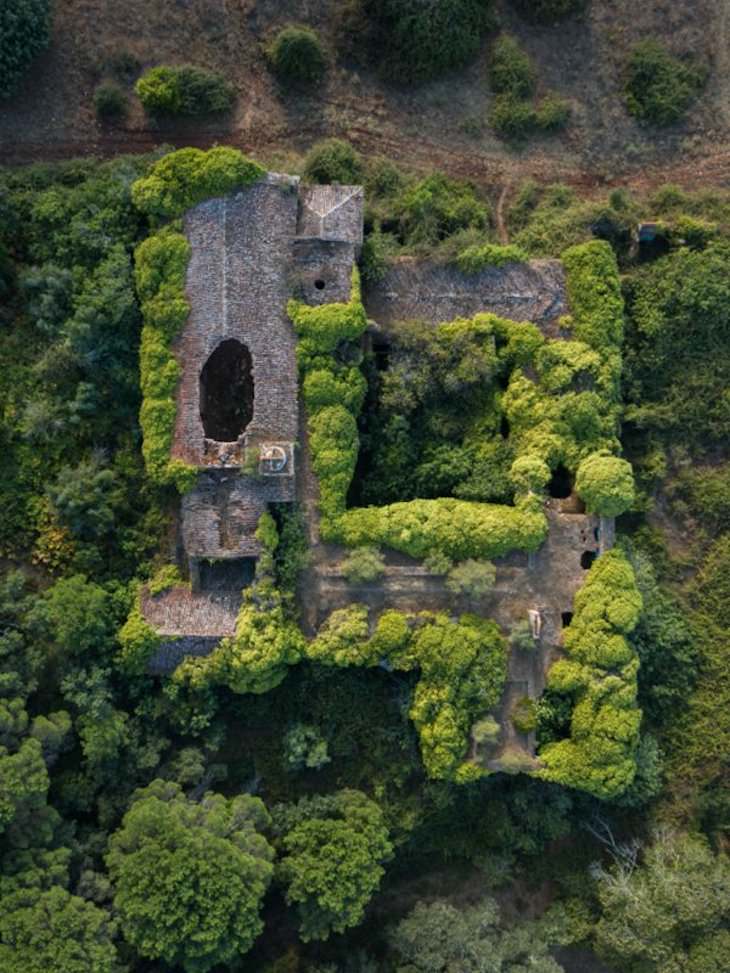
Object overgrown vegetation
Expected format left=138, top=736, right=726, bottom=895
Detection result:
left=0, top=0, right=51, bottom=98
left=624, top=41, right=707, bottom=126
left=135, top=64, right=235, bottom=116
left=2, top=140, right=730, bottom=972
left=267, top=25, right=328, bottom=87
left=347, top=0, right=497, bottom=84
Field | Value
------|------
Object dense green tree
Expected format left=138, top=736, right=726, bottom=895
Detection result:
left=273, top=789, right=393, bottom=940
left=594, top=830, right=730, bottom=971
left=0, top=737, right=49, bottom=835
left=107, top=780, right=274, bottom=971
left=391, top=897, right=566, bottom=972
left=0, top=886, right=120, bottom=973
left=0, top=0, right=52, bottom=98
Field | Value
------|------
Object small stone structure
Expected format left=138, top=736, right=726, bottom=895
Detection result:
left=366, top=256, right=567, bottom=334
left=142, top=176, right=363, bottom=667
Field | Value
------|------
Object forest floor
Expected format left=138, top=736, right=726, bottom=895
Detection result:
left=2, top=0, right=730, bottom=203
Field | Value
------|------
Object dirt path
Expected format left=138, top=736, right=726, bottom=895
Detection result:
left=5, top=115, right=730, bottom=201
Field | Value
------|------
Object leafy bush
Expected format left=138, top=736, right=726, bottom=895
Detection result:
left=337, top=498, right=547, bottom=561
left=536, top=92, right=572, bottom=130
left=510, top=0, right=585, bottom=24
left=538, top=548, right=643, bottom=799
left=511, top=696, right=537, bottom=733
left=575, top=450, right=635, bottom=517
left=283, top=723, right=330, bottom=771
left=135, top=64, right=235, bottom=116
left=510, top=619, right=536, bottom=651
left=267, top=26, right=327, bottom=86
left=456, top=242, right=528, bottom=271
left=398, top=173, right=490, bottom=246
left=303, top=138, right=363, bottom=185
left=625, top=41, right=706, bottom=126
left=361, top=0, right=497, bottom=84
left=0, top=0, right=51, bottom=98
left=490, top=92, right=571, bottom=140
left=93, top=81, right=127, bottom=121
left=341, top=546, right=386, bottom=584
left=446, top=558, right=497, bottom=597
left=132, top=146, right=264, bottom=222
left=489, top=35, right=536, bottom=98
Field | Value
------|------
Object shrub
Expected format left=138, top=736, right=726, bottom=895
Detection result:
left=446, top=559, right=497, bottom=598
left=538, top=548, right=643, bottom=799
left=341, top=546, right=386, bottom=584
left=283, top=723, right=330, bottom=771
left=510, top=0, right=585, bottom=24
left=398, top=173, right=490, bottom=246
left=511, top=696, right=537, bottom=733
left=132, top=146, right=265, bottom=222
left=93, top=81, right=127, bottom=121
left=510, top=619, right=535, bottom=651
left=0, top=0, right=51, bottom=98
left=489, top=94, right=538, bottom=140
left=456, top=242, right=528, bottom=272
left=575, top=450, right=635, bottom=517
left=268, top=25, right=327, bottom=86
left=490, top=92, right=570, bottom=140
left=489, top=35, right=535, bottom=98
left=535, top=93, right=571, bottom=130
left=336, top=498, right=547, bottom=561
left=625, top=41, right=706, bottom=126
left=362, top=0, right=497, bottom=84
left=135, top=64, right=235, bottom=116
left=303, top=138, right=363, bottom=185
left=472, top=715, right=501, bottom=746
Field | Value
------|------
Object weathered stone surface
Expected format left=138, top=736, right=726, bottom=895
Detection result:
left=172, top=174, right=300, bottom=469
left=141, top=586, right=240, bottom=637
left=149, top=636, right=223, bottom=676
left=364, top=256, right=567, bottom=332
left=292, top=239, right=355, bottom=306
left=181, top=469, right=295, bottom=561
left=297, top=185, right=364, bottom=248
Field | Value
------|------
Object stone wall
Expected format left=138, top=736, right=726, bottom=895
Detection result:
left=365, top=256, right=567, bottom=333
left=172, top=174, right=300, bottom=469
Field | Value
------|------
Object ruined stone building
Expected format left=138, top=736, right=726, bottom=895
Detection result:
left=142, top=175, right=363, bottom=670
left=141, top=171, right=611, bottom=768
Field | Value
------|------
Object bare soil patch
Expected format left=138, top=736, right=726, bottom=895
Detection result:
left=1, top=0, right=729, bottom=197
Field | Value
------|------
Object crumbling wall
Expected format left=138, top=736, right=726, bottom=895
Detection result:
left=365, top=256, right=568, bottom=333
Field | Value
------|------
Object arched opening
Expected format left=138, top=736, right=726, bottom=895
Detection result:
left=581, top=550, right=597, bottom=570
left=314, top=278, right=326, bottom=290
left=561, top=611, right=573, bottom=628
left=548, top=463, right=573, bottom=499
left=200, top=339, right=254, bottom=442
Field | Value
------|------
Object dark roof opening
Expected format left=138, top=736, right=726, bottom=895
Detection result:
left=561, top=611, right=574, bottom=628
left=200, top=339, right=254, bottom=442
left=198, top=557, right=256, bottom=593
left=581, top=550, right=597, bottom=570
left=314, top=278, right=326, bottom=290
left=548, top=463, right=573, bottom=499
